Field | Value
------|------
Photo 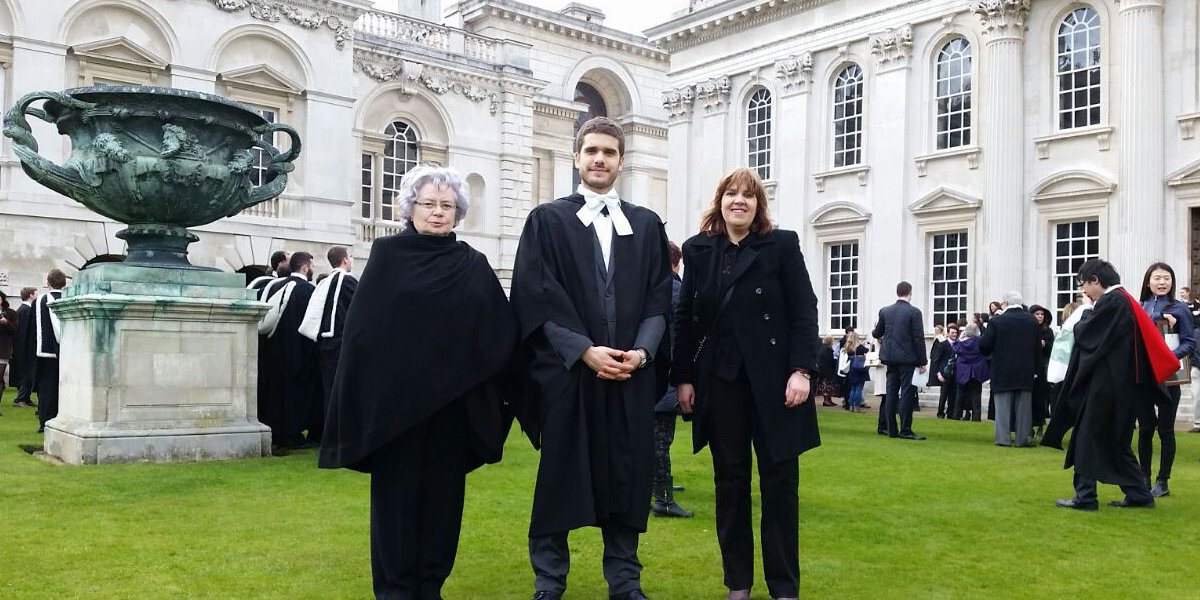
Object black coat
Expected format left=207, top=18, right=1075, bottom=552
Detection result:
left=510, top=194, right=673, bottom=538
left=978, top=307, right=1041, bottom=392
left=871, top=300, right=926, bottom=367
left=319, top=229, right=517, bottom=473
left=1043, top=289, right=1169, bottom=486
left=671, top=229, right=821, bottom=463
left=928, top=339, right=952, bottom=387
left=12, top=303, right=34, bottom=383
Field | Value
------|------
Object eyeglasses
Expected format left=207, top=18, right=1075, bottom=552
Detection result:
left=414, top=200, right=457, bottom=213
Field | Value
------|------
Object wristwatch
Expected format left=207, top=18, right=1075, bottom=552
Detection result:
left=635, top=348, right=650, bottom=369
left=793, top=368, right=812, bottom=380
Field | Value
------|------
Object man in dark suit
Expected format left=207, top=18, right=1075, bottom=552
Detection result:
left=35, top=269, right=67, bottom=433
left=979, top=291, right=1041, bottom=447
left=12, top=287, right=38, bottom=408
left=872, top=281, right=928, bottom=440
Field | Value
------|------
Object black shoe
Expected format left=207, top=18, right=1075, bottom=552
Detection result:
left=1151, top=480, right=1170, bottom=498
left=877, top=430, right=888, bottom=436
left=860, top=404, right=871, bottom=409
left=610, top=590, right=649, bottom=600
left=1056, top=498, right=1098, bottom=511
left=898, top=432, right=926, bottom=440
left=651, top=500, right=694, bottom=518
left=36, top=426, right=44, bottom=433
left=1108, top=498, right=1155, bottom=508
left=672, top=484, right=685, bottom=492
left=532, top=592, right=563, bottom=600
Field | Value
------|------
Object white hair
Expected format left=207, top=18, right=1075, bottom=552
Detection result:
left=1003, top=290, right=1023, bottom=306
left=961, top=323, right=981, bottom=338
left=396, top=165, right=471, bottom=226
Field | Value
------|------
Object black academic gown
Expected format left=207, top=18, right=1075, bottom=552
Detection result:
left=11, top=303, right=34, bottom=388
left=315, top=270, right=358, bottom=412
left=1042, top=289, right=1169, bottom=486
left=510, top=194, right=672, bottom=538
left=257, top=278, right=289, bottom=438
left=319, top=229, right=517, bottom=473
left=276, top=275, right=319, bottom=447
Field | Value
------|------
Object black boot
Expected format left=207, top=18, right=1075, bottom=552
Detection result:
left=1151, top=479, right=1170, bottom=498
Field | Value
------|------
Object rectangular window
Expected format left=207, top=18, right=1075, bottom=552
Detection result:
left=249, top=108, right=277, bottom=188
left=360, top=153, right=374, bottom=219
left=1053, top=219, right=1100, bottom=314
left=828, top=242, right=859, bottom=331
left=930, top=232, right=969, bottom=328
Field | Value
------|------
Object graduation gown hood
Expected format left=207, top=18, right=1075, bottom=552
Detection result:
left=318, top=228, right=517, bottom=473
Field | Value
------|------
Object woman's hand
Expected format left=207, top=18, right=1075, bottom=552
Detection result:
left=1165, top=313, right=1177, bottom=329
left=677, top=383, right=695, bottom=414
left=784, top=371, right=811, bottom=408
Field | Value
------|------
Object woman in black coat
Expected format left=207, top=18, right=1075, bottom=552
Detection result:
left=673, top=167, right=820, bottom=600
left=1028, top=305, right=1056, bottom=438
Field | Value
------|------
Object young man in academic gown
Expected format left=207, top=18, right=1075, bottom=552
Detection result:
left=12, top=287, right=38, bottom=408
left=252, top=268, right=294, bottom=445
left=35, top=270, right=67, bottom=433
left=299, top=246, right=357, bottom=414
left=510, top=117, right=672, bottom=600
left=1043, top=259, right=1178, bottom=510
left=270, top=252, right=321, bottom=449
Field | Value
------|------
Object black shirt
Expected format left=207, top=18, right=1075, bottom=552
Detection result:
left=714, top=237, right=744, bottom=382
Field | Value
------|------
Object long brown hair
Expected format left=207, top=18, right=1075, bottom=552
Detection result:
left=699, top=167, right=774, bottom=237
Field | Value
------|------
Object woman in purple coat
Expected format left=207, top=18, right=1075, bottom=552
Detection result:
left=951, top=323, right=990, bottom=421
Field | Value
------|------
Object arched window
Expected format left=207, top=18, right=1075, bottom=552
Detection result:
left=747, top=88, right=772, bottom=180
left=380, top=121, right=419, bottom=221
left=832, top=64, right=864, bottom=167
left=573, top=82, right=609, bottom=189
left=935, top=38, right=972, bottom=149
left=1056, top=7, right=1101, bottom=130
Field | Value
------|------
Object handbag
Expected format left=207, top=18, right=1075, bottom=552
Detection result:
left=837, top=350, right=851, bottom=376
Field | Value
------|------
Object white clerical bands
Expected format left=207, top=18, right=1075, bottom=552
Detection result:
left=576, top=191, right=633, bottom=236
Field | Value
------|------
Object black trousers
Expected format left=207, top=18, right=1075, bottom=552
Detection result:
left=1137, top=385, right=1181, bottom=483
left=652, top=412, right=677, bottom=504
left=35, top=357, right=59, bottom=427
left=881, top=365, right=917, bottom=436
left=370, top=400, right=468, bottom=600
left=1072, top=470, right=1152, bottom=505
left=954, top=380, right=983, bottom=421
left=15, top=360, right=34, bottom=404
left=530, top=522, right=642, bottom=596
left=318, top=339, right=342, bottom=415
left=707, top=375, right=799, bottom=598
left=936, top=380, right=956, bottom=417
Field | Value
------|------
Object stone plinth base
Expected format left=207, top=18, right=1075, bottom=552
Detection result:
left=43, top=264, right=270, bottom=465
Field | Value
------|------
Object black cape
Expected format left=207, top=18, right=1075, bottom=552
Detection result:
left=276, top=276, right=320, bottom=446
left=319, top=229, right=517, bottom=473
left=256, top=278, right=289, bottom=437
left=1042, top=289, right=1169, bottom=486
left=510, top=194, right=672, bottom=537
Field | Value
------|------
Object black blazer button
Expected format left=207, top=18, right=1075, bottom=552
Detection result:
left=769, top=338, right=777, bottom=345
left=693, top=316, right=699, bottom=323
left=755, top=287, right=763, bottom=295
left=763, top=313, right=770, bottom=320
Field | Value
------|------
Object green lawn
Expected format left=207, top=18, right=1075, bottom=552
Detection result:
left=1, top=388, right=1197, bottom=599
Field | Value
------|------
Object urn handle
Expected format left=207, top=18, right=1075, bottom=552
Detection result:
left=2, top=91, right=97, bottom=199
left=243, top=122, right=303, bottom=208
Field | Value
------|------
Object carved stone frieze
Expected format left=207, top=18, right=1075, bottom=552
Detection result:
left=869, top=25, right=913, bottom=68
left=694, top=76, right=731, bottom=112
left=971, top=0, right=1032, bottom=38
left=662, top=85, right=695, bottom=122
left=775, top=52, right=813, bottom=95
left=206, top=0, right=354, bottom=50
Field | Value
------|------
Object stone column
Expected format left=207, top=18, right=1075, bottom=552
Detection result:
left=497, top=87, right=535, bottom=285
left=867, top=27, right=916, bottom=312
left=695, top=76, right=732, bottom=233
left=1116, top=0, right=1165, bottom=271
left=662, top=85, right=696, bottom=242
left=774, top=52, right=814, bottom=231
left=973, top=0, right=1030, bottom=298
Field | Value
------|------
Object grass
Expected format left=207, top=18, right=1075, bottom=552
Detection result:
left=1, top=387, right=1198, bottom=599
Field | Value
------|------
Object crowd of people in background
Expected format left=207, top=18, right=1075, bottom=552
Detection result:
left=0, top=270, right=67, bottom=431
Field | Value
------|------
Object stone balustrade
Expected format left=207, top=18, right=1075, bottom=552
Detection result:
left=355, top=11, right=451, bottom=51
left=357, top=219, right=403, bottom=242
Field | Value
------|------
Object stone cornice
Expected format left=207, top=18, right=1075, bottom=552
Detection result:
left=617, top=117, right=669, bottom=140
left=456, top=0, right=668, bottom=62
left=201, top=0, right=364, bottom=49
left=971, top=0, right=1032, bottom=39
left=775, top=52, right=813, bottom=95
left=868, top=24, right=912, bottom=69
left=648, top=0, right=840, bottom=52
left=352, top=51, right=504, bottom=115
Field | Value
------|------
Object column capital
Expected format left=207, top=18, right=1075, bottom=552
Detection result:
left=662, top=85, right=696, bottom=123
left=694, top=75, right=732, bottom=114
left=869, top=25, right=913, bottom=70
left=972, top=0, right=1031, bottom=39
left=1116, top=0, right=1165, bottom=12
left=775, top=52, right=814, bottom=96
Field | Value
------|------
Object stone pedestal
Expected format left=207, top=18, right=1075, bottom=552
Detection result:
left=43, top=264, right=270, bottom=464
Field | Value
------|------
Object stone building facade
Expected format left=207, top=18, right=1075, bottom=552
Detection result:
left=648, top=0, right=1199, bottom=337
left=0, top=0, right=669, bottom=291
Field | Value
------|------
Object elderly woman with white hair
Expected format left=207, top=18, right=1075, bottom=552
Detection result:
left=320, top=165, right=518, bottom=599
left=950, top=323, right=990, bottom=421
